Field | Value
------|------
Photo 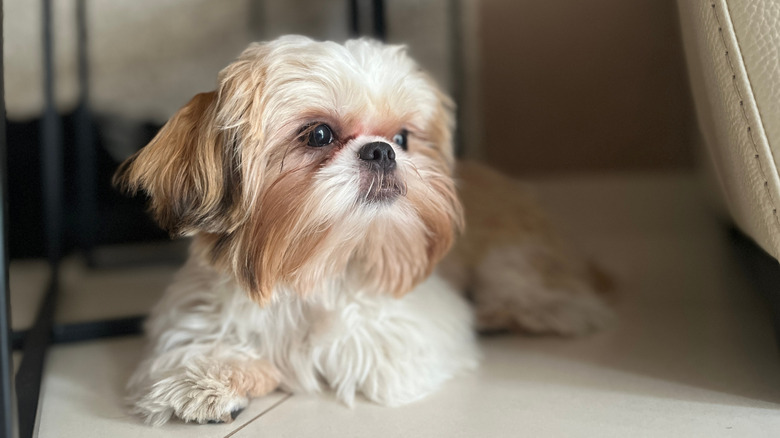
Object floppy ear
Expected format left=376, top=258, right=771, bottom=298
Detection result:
left=113, top=91, right=242, bottom=236
left=428, top=86, right=457, bottom=169
left=417, top=84, right=463, bottom=276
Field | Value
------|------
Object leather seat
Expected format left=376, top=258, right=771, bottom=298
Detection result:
left=678, top=0, right=780, bottom=259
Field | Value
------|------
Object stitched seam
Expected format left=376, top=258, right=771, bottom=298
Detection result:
left=722, top=1, right=778, bottom=156
left=711, top=1, right=780, bottom=228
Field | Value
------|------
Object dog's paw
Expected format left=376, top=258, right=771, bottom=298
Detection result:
left=472, top=244, right=615, bottom=336
left=131, top=364, right=250, bottom=425
left=128, top=358, right=280, bottom=426
left=207, top=407, right=245, bottom=424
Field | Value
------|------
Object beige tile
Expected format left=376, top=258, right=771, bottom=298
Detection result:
left=35, top=337, right=289, bottom=438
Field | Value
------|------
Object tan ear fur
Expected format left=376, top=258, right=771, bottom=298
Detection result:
left=113, top=92, right=242, bottom=236
left=422, top=79, right=457, bottom=170
left=420, top=85, right=463, bottom=271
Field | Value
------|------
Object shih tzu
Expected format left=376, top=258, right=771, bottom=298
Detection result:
left=115, top=35, right=613, bottom=426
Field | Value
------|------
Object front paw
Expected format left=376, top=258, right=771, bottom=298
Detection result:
left=131, top=364, right=249, bottom=425
left=129, top=357, right=280, bottom=426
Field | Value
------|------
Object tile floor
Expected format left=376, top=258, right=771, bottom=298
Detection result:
left=11, top=172, right=780, bottom=437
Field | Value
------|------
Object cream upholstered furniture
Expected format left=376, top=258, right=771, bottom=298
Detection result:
left=677, top=0, right=780, bottom=259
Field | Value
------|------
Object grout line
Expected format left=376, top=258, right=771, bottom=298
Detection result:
left=223, top=392, right=293, bottom=438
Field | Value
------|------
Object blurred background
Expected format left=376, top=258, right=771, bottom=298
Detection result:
left=3, top=0, right=697, bottom=261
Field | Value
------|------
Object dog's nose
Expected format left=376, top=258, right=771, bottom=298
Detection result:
left=358, top=142, right=396, bottom=169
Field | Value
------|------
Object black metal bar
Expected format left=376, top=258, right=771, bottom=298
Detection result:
left=75, top=0, right=98, bottom=266
left=52, top=314, right=145, bottom=344
left=40, top=0, right=63, bottom=274
left=371, top=0, right=386, bottom=41
left=15, top=1, right=64, bottom=436
left=349, top=0, right=384, bottom=40
left=349, top=0, right=360, bottom=37
left=0, top=2, right=15, bottom=436
left=11, top=315, right=146, bottom=350
left=18, top=315, right=146, bottom=350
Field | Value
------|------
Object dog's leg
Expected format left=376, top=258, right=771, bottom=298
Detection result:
left=125, top=260, right=281, bottom=426
left=127, top=349, right=279, bottom=426
left=469, top=242, right=614, bottom=335
left=450, top=161, right=615, bottom=336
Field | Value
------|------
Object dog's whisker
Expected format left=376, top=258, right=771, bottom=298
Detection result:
left=364, top=177, right=375, bottom=203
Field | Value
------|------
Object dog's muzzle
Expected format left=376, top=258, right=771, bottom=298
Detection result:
left=357, top=141, right=404, bottom=203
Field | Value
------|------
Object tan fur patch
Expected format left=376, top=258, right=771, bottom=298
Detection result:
left=227, top=359, right=281, bottom=398
left=113, top=91, right=242, bottom=236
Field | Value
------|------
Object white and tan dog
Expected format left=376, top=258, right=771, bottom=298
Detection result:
left=115, top=36, right=612, bottom=426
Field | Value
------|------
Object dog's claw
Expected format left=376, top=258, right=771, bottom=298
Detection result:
left=207, top=407, right=245, bottom=424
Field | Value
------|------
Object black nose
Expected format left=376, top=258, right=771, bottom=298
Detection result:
left=358, top=142, right=396, bottom=169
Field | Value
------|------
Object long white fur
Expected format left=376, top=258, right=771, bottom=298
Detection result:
left=128, top=256, right=478, bottom=426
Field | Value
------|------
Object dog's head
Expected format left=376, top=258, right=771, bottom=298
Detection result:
left=114, top=36, right=462, bottom=304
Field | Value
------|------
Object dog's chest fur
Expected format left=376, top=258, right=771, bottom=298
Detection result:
left=138, top=256, right=477, bottom=408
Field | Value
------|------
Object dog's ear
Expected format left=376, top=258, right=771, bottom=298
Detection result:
left=113, top=91, right=242, bottom=236
left=421, top=84, right=462, bottom=255
left=427, top=86, right=456, bottom=170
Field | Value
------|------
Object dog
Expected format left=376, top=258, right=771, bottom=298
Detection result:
left=114, top=35, right=613, bottom=426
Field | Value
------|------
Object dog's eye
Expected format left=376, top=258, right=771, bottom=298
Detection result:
left=392, top=129, right=408, bottom=150
left=307, top=124, right=334, bottom=147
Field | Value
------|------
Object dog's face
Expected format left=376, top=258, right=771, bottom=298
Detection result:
left=114, top=36, right=462, bottom=303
